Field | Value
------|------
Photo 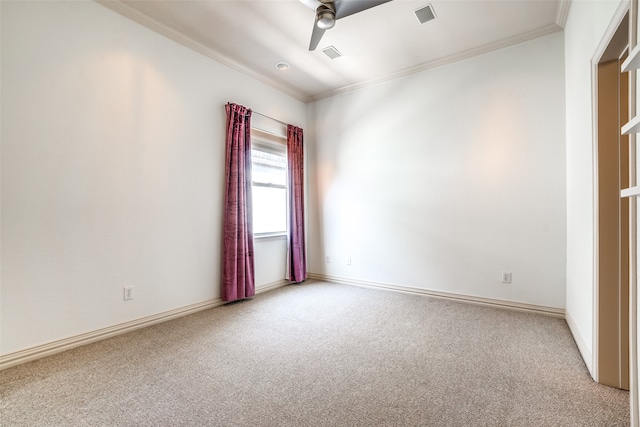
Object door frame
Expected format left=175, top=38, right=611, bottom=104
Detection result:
left=591, top=0, right=636, bottom=420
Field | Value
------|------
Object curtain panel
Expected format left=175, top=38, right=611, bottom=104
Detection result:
left=222, top=103, right=255, bottom=301
left=287, top=125, right=307, bottom=283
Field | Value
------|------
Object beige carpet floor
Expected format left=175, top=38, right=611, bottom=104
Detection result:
left=0, top=280, right=630, bottom=426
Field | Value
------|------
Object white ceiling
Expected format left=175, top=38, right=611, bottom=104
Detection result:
left=100, top=0, right=569, bottom=102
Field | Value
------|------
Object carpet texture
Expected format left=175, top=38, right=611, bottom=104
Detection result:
left=1, top=280, right=630, bottom=426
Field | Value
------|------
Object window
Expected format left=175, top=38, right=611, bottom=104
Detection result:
left=251, top=129, right=287, bottom=236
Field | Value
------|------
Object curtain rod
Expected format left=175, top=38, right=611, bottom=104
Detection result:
left=227, top=103, right=299, bottom=128
left=252, top=127, right=286, bottom=139
left=253, top=111, right=288, bottom=127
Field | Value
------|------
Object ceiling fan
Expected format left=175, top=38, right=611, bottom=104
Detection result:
left=299, top=0, right=393, bottom=51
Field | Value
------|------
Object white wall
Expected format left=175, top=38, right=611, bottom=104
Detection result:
left=0, top=1, right=306, bottom=356
left=563, top=0, right=625, bottom=368
left=307, top=32, right=567, bottom=309
left=3, top=0, right=620, bottom=371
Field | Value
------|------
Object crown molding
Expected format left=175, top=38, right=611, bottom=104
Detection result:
left=96, top=0, right=566, bottom=105
left=555, top=0, right=572, bottom=28
left=95, top=0, right=312, bottom=103
left=309, top=23, right=564, bottom=102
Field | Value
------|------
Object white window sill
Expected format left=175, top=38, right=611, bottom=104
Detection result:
left=254, top=232, right=287, bottom=240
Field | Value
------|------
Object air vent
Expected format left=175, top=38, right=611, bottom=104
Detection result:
left=322, top=46, right=342, bottom=59
left=414, top=4, right=436, bottom=24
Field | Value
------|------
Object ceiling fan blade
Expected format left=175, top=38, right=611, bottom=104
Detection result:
left=334, top=0, right=393, bottom=20
left=299, top=0, right=323, bottom=11
left=308, top=17, right=327, bottom=51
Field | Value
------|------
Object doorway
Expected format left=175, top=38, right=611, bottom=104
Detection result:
left=595, top=12, right=630, bottom=390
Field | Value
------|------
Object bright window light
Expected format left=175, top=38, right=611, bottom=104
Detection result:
left=251, top=130, right=287, bottom=236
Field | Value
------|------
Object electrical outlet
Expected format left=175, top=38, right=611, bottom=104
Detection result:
left=502, top=272, right=512, bottom=284
left=326, top=256, right=330, bottom=264
left=123, top=286, right=134, bottom=300
left=347, top=257, right=352, bottom=266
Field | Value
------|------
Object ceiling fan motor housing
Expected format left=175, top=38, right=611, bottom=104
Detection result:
left=307, top=0, right=391, bottom=51
left=316, top=3, right=336, bottom=29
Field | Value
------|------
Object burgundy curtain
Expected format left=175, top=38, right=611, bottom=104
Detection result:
left=287, top=125, right=307, bottom=283
left=222, top=103, right=255, bottom=301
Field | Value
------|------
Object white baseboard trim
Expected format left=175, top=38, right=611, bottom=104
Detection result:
left=307, top=273, right=565, bottom=318
left=1, top=279, right=290, bottom=371
left=255, top=279, right=289, bottom=295
left=2, top=277, right=565, bottom=370
left=0, top=298, right=223, bottom=371
left=565, top=310, right=594, bottom=378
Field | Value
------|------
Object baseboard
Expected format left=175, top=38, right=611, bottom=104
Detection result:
left=0, top=298, right=225, bottom=371
left=1, top=279, right=290, bottom=371
left=565, top=310, right=594, bottom=378
left=2, top=276, right=563, bottom=370
left=307, top=273, right=565, bottom=318
left=255, top=279, right=289, bottom=295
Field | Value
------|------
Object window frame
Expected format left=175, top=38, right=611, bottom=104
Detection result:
left=250, top=128, right=288, bottom=239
